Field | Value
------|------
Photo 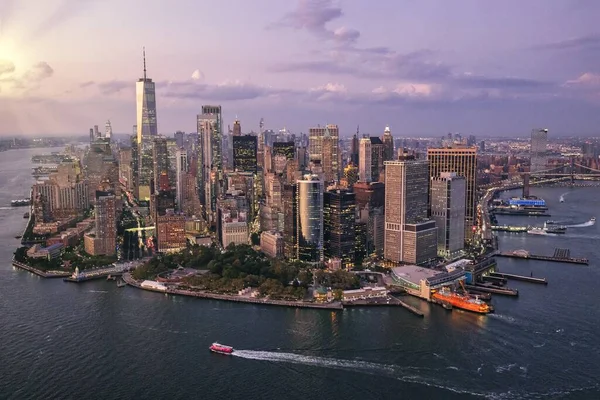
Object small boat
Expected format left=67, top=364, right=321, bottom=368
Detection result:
left=106, top=275, right=116, bottom=281
left=591, top=217, right=596, bottom=223
left=545, top=226, right=566, bottom=234
left=545, top=220, right=559, bottom=225
left=14, top=235, right=22, bottom=239
left=117, top=280, right=126, bottom=288
left=23, top=212, right=29, bottom=219
left=209, top=342, right=234, bottom=355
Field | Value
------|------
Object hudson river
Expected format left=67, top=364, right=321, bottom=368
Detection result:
left=1, top=148, right=598, bottom=399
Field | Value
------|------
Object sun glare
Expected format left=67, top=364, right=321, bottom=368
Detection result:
left=0, top=36, right=26, bottom=71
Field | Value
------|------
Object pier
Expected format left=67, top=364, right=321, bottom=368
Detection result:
left=492, top=209, right=550, bottom=217
left=495, top=248, right=589, bottom=265
left=465, top=284, right=519, bottom=297
left=489, top=272, right=548, bottom=285
left=63, top=263, right=136, bottom=283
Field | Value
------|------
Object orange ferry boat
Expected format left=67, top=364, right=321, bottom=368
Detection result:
left=433, top=287, right=491, bottom=314
left=209, top=343, right=234, bottom=355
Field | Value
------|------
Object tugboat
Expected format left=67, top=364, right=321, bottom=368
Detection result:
left=209, top=343, right=234, bottom=355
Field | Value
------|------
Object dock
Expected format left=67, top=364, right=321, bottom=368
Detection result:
left=495, top=248, right=589, bottom=265
left=388, top=296, right=425, bottom=317
left=465, top=284, right=519, bottom=297
left=489, top=272, right=548, bottom=285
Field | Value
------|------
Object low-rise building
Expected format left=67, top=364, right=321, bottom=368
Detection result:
left=260, top=230, right=284, bottom=258
left=27, top=243, right=64, bottom=260
left=342, top=286, right=388, bottom=301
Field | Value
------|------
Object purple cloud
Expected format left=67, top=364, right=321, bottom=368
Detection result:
left=97, top=80, right=130, bottom=95
left=532, top=34, right=600, bottom=51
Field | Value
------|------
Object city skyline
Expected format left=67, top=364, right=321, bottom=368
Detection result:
left=1, top=0, right=600, bottom=136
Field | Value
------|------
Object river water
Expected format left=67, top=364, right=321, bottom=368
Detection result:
left=0, top=148, right=598, bottom=399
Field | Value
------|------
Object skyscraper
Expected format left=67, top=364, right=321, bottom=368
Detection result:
left=309, top=124, right=339, bottom=183
left=232, top=118, right=241, bottom=136
left=197, top=105, right=222, bottom=224
left=136, top=48, right=158, bottom=201
left=382, top=125, right=394, bottom=162
left=85, top=190, right=117, bottom=256
left=296, top=174, right=324, bottom=263
left=233, top=135, right=258, bottom=173
left=430, top=172, right=466, bottom=258
left=530, top=128, right=548, bottom=173
left=324, top=188, right=356, bottom=269
left=350, top=131, right=359, bottom=166
left=359, top=137, right=384, bottom=183
left=384, top=156, right=437, bottom=264
left=176, top=149, right=188, bottom=211
left=153, top=136, right=169, bottom=192
left=427, top=145, right=477, bottom=242
left=105, top=120, right=112, bottom=141
left=359, top=137, right=371, bottom=182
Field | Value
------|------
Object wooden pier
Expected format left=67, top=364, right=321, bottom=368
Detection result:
left=489, top=272, right=548, bottom=285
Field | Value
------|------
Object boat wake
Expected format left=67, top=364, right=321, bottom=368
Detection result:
left=559, top=192, right=568, bottom=203
left=232, top=350, right=395, bottom=374
left=566, top=219, right=595, bottom=228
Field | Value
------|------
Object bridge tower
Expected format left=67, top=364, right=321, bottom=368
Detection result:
left=570, top=156, right=575, bottom=186
left=522, top=173, right=530, bottom=197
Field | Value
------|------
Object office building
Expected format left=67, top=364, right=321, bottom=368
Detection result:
left=136, top=49, right=158, bottom=201
left=296, top=174, right=323, bottom=263
left=530, top=128, right=548, bottom=173
left=157, top=211, right=186, bottom=253
left=354, top=181, right=385, bottom=258
left=233, top=134, right=258, bottom=172
left=197, top=105, right=222, bottom=224
left=427, top=145, right=477, bottom=242
left=232, top=118, right=241, bottom=136
left=324, top=188, right=356, bottom=269
left=260, top=230, right=284, bottom=258
left=384, top=156, right=436, bottom=264
left=309, top=124, right=339, bottom=183
left=430, top=172, right=466, bottom=258
left=382, top=126, right=394, bottom=162
left=153, top=136, right=170, bottom=192
left=176, top=149, right=188, bottom=211
left=282, top=183, right=297, bottom=259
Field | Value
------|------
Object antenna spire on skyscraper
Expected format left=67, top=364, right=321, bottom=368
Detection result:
left=143, top=46, right=147, bottom=80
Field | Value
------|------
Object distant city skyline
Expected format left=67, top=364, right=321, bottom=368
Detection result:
left=1, top=0, right=600, bottom=136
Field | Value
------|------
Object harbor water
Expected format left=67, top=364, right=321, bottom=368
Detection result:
left=0, top=148, right=599, bottom=399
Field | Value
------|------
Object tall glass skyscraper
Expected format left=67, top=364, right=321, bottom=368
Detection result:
left=136, top=48, right=158, bottom=201
left=296, top=174, right=323, bottom=263
left=197, top=105, right=222, bottom=225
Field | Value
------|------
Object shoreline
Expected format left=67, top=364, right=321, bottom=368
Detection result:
left=122, top=273, right=344, bottom=310
left=12, top=260, right=71, bottom=278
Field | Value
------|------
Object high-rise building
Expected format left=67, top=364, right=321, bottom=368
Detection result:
left=354, top=181, right=385, bottom=257
left=296, top=174, right=324, bottom=263
left=359, top=137, right=384, bottom=183
left=232, top=118, right=241, bottom=136
left=153, top=136, right=169, bottom=192
left=282, top=183, right=297, bottom=259
left=136, top=49, right=158, bottom=201
left=309, top=124, right=339, bottom=183
left=382, top=126, right=394, bottom=162
left=324, top=188, right=355, bottom=269
left=157, top=211, right=186, bottom=253
left=174, top=131, right=185, bottom=148
left=176, top=149, right=188, bottom=211
left=273, top=141, right=295, bottom=160
left=105, top=120, right=112, bottom=141
left=350, top=132, right=359, bottom=165
left=85, top=139, right=119, bottom=203
left=427, top=145, right=477, bottom=242
left=197, top=105, right=222, bottom=224
left=384, top=156, right=437, bottom=264
left=233, top=134, right=258, bottom=173
left=430, top=172, right=466, bottom=258
left=530, top=128, right=548, bottom=173
left=85, top=190, right=117, bottom=256
left=359, top=137, right=371, bottom=182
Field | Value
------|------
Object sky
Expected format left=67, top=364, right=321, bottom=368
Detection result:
left=0, top=0, right=599, bottom=137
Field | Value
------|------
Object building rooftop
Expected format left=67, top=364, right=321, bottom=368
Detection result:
left=391, top=265, right=439, bottom=285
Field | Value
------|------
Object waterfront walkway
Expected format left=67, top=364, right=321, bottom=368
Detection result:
left=123, top=273, right=339, bottom=310
left=12, top=260, right=71, bottom=278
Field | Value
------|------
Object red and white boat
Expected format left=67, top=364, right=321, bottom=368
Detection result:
left=209, top=342, right=234, bottom=355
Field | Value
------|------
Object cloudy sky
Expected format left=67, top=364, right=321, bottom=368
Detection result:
left=0, top=0, right=599, bottom=137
